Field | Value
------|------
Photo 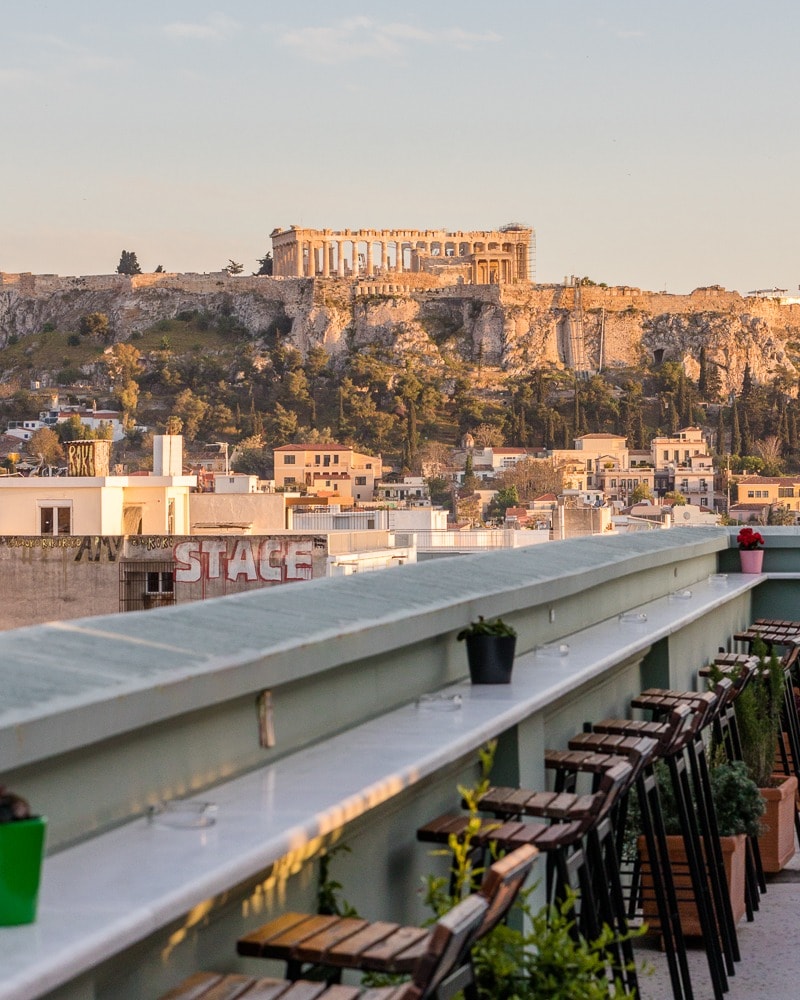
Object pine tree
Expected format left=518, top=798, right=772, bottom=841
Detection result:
left=116, top=250, right=142, bottom=275
left=255, top=252, right=273, bottom=276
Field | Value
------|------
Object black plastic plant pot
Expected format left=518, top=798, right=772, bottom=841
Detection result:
left=465, top=634, right=516, bottom=684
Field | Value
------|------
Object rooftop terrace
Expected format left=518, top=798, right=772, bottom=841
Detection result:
left=2, top=526, right=800, bottom=999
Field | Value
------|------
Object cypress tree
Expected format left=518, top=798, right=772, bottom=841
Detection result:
left=741, top=363, right=753, bottom=400
left=698, top=348, right=708, bottom=397
left=716, top=407, right=726, bottom=455
left=731, top=399, right=742, bottom=456
left=741, top=408, right=752, bottom=457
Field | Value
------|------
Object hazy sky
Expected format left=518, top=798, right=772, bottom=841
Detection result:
left=2, top=1, right=798, bottom=294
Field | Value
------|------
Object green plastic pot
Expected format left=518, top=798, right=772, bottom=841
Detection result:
left=0, top=816, right=47, bottom=925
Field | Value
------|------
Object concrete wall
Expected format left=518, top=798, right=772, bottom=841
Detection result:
left=0, top=533, right=330, bottom=629
left=189, top=491, right=286, bottom=533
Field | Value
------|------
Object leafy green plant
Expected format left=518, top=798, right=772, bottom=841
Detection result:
left=316, top=843, right=358, bottom=917
left=710, top=759, right=766, bottom=839
left=457, top=616, right=517, bottom=641
left=707, top=639, right=784, bottom=788
left=0, top=786, right=32, bottom=823
left=626, top=757, right=764, bottom=844
left=424, top=742, right=642, bottom=999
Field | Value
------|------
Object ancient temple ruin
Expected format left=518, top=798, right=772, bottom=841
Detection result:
left=269, top=225, right=534, bottom=284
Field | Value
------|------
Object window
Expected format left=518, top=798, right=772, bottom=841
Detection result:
left=146, top=571, right=174, bottom=595
left=663, top=450, right=669, bottom=461
left=355, top=476, right=367, bottom=486
left=610, top=479, right=617, bottom=488
left=333, top=455, right=339, bottom=465
left=284, top=476, right=295, bottom=484
left=323, top=455, right=330, bottom=467
left=283, top=455, right=296, bottom=465
left=779, top=487, right=794, bottom=498
left=39, top=503, right=71, bottom=535
left=315, top=455, right=321, bottom=465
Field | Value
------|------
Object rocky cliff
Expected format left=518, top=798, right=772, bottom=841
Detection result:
left=2, top=271, right=799, bottom=394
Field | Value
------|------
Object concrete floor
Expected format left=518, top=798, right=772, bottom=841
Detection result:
left=637, top=843, right=800, bottom=999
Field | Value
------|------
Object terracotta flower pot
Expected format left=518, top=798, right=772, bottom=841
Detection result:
left=759, top=775, right=798, bottom=873
left=637, top=833, right=746, bottom=939
left=739, top=549, right=764, bottom=574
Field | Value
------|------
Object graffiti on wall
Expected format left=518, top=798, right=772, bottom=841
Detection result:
left=0, top=536, right=124, bottom=561
left=173, top=538, right=313, bottom=584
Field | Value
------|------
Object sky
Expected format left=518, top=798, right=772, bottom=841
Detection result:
left=1, top=1, right=799, bottom=295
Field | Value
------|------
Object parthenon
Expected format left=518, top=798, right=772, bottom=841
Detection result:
left=269, top=225, right=534, bottom=284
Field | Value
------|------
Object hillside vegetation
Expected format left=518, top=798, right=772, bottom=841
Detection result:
left=1, top=277, right=799, bottom=480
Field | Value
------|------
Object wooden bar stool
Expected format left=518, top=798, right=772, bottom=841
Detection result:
left=593, top=701, right=730, bottom=1000
left=633, top=689, right=741, bottom=973
left=163, top=891, right=490, bottom=1000
left=418, top=760, right=637, bottom=996
left=566, top=731, right=695, bottom=1000
left=237, top=845, right=537, bottom=1000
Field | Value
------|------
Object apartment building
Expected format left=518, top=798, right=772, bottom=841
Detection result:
left=273, top=443, right=381, bottom=501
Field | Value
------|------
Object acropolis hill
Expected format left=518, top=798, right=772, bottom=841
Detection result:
left=2, top=266, right=800, bottom=396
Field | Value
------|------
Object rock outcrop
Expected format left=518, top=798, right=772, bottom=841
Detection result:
left=2, top=271, right=799, bottom=395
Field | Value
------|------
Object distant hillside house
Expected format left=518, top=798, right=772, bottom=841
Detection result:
left=274, top=443, right=381, bottom=502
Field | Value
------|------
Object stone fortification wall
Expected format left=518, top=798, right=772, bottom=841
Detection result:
left=2, top=270, right=800, bottom=394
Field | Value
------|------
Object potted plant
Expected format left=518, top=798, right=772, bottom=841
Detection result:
left=457, top=616, right=517, bottom=684
left=710, top=644, right=797, bottom=871
left=737, top=526, right=765, bottom=574
left=634, top=759, right=764, bottom=938
left=0, top=786, right=47, bottom=925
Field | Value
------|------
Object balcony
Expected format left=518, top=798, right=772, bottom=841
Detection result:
left=2, top=526, right=800, bottom=999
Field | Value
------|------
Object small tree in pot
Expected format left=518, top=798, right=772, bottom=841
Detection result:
left=457, top=616, right=517, bottom=684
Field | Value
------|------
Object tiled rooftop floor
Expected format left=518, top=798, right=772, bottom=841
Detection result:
left=638, top=840, right=800, bottom=999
